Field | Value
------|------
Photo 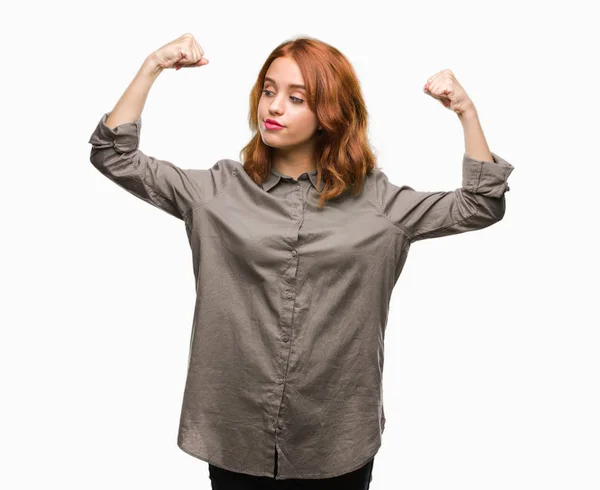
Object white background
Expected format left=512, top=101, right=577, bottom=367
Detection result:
left=2, top=0, right=599, bottom=488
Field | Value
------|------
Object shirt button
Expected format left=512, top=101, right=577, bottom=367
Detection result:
left=278, top=377, right=284, bottom=385
left=295, top=185, right=301, bottom=190
left=282, top=334, right=289, bottom=342
left=286, top=292, right=293, bottom=298
left=291, top=250, right=297, bottom=256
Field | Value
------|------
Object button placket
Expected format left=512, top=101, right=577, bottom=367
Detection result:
left=281, top=248, right=297, bottom=347
left=274, top=188, right=302, bottom=421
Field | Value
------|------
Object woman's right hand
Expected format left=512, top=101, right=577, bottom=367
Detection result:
left=150, top=33, right=209, bottom=71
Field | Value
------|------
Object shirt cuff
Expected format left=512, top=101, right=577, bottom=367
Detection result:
left=88, top=112, right=142, bottom=153
left=462, top=152, right=514, bottom=198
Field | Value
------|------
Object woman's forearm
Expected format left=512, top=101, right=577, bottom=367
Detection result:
left=105, top=54, right=163, bottom=129
left=458, top=107, right=494, bottom=163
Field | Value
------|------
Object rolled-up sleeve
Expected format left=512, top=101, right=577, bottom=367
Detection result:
left=88, top=112, right=212, bottom=221
left=372, top=152, right=515, bottom=243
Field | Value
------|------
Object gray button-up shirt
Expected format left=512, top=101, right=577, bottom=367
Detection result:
left=88, top=112, right=514, bottom=480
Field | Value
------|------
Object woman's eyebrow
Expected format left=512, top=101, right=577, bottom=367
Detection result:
left=264, top=77, right=306, bottom=90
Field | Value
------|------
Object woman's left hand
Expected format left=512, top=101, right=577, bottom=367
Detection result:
left=424, top=69, right=475, bottom=116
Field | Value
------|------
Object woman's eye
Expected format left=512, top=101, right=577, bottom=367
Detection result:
left=262, top=89, right=304, bottom=104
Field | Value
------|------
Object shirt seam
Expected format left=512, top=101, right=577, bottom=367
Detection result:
left=182, top=164, right=240, bottom=222
left=365, top=173, right=411, bottom=242
left=367, top=196, right=412, bottom=242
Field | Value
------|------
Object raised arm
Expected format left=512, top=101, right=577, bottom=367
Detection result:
left=88, top=34, right=210, bottom=221
left=372, top=69, right=515, bottom=243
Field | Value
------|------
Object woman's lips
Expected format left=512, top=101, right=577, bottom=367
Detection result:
left=265, top=121, right=285, bottom=130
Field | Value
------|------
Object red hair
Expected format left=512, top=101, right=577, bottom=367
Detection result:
left=239, top=36, right=379, bottom=209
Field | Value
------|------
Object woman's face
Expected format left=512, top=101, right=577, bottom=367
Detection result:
left=258, top=56, right=320, bottom=150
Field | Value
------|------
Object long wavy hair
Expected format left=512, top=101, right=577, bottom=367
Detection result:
left=239, top=36, right=379, bottom=209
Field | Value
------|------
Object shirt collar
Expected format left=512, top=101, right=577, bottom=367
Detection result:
left=261, top=166, right=325, bottom=193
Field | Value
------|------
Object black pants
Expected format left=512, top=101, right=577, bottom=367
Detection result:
left=208, top=456, right=375, bottom=489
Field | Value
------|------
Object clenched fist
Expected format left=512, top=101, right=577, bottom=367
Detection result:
left=149, top=33, right=209, bottom=71
left=424, top=69, right=474, bottom=116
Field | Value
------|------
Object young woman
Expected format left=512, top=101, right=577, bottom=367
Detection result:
left=88, top=33, right=514, bottom=490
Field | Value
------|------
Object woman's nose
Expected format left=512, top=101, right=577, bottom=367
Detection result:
left=269, top=96, right=284, bottom=112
